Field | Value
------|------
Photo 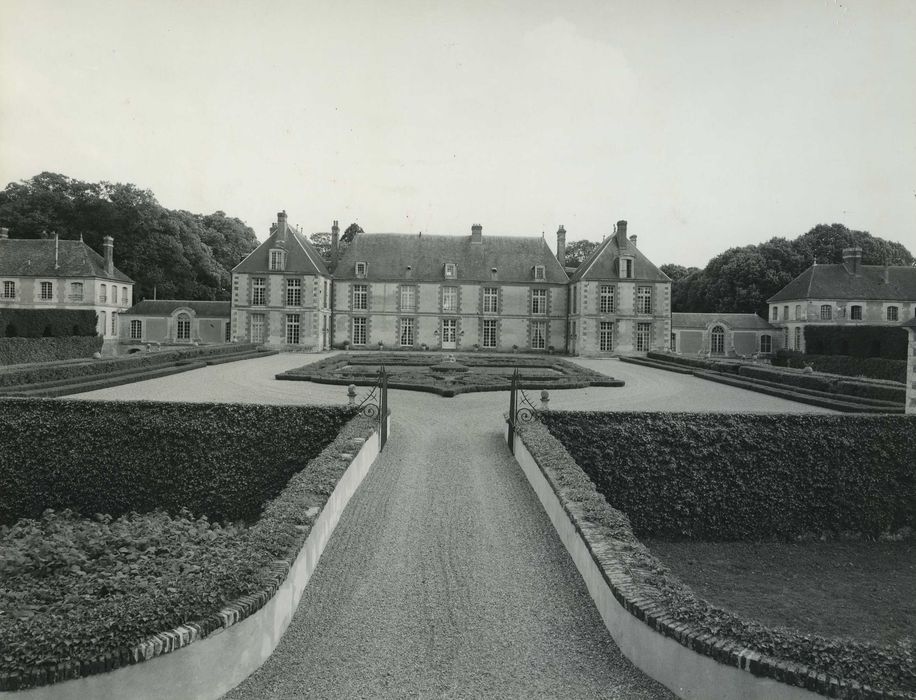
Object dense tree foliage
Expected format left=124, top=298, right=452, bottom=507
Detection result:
left=665, top=224, right=914, bottom=316
left=564, top=239, right=597, bottom=267
left=0, top=172, right=258, bottom=301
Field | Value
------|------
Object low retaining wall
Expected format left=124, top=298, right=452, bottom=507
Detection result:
left=3, top=415, right=388, bottom=700
left=506, top=423, right=818, bottom=700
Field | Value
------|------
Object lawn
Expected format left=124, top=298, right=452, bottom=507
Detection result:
left=646, top=539, right=916, bottom=647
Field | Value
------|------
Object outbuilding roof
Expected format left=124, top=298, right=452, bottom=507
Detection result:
left=0, top=237, right=133, bottom=282
left=123, top=300, right=230, bottom=317
left=672, top=312, right=774, bottom=330
left=768, top=264, right=916, bottom=303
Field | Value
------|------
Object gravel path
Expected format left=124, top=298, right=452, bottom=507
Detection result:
left=71, top=354, right=831, bottom=698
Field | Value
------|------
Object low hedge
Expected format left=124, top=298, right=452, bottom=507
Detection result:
left=542, top=411, right=916, bottom=541
left=0, top=309, right=98, bottom=338
left=0, top=415, right=375, bottom=690
left=737, top=364, right=836, bottom=393
left=0, top=399, right=357, bottom=525
left=835, top=378, right=906, bottom=403
left=0, top=336, right=103, bottom=365
left=645, top=351, right=743, bottom=374
left=805, top=354, right=907, bottom=384
left=805, top=325, right=908, bottom=360
left=517, top=420, right=916, bottom=696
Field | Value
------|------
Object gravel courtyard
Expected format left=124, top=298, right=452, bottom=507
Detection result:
left=73, top=354, right=830, bottom=698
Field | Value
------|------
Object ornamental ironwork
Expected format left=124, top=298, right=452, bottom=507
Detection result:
left=347, top=366, right=389, bottom=450
left=506, top=368, right=548, bottom=454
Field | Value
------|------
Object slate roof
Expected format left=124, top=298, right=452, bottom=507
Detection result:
left=123, top=300, right=230, bottom=317
left=672, top=312, right=774, bottom=330
left=334, top=232, right=569, bottom=284
left=569, top=229, right=669, bottom=283
left=233, top=216, right=329, bottom=277
left=768, top=264, right=916, bottom=303
left=0, top=238, right=132, bottom=282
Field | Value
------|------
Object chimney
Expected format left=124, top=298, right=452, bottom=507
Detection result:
left=276, top=211, right=288, bottom=243
left=629, top=234, right=638, bottom=247
left=556, top=225, right=566, bottom=264
left=842, top=247, right=862, bottom=276
left=0, top=227, right=8, bottom=239
left=471, top=223, right=483, bottom=244
left=54, top=232, right=60, bottom=270
left=615, top=220, right=628, bottom=248
left=331, top=220, right=340, bottom=270
left=103, top=235, right=114, bottom=275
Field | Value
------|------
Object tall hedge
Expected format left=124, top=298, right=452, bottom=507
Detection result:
left=0, top=336, right=103, bottom=365
left=0, top=399, right=357, bottom=525
left=0, top=309, right=98, bottom=338
left=543, top=411, right=916, bottom=540
left=804, top=325, right=907, bottom=359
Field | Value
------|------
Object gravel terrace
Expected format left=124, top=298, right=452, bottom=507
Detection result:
left=72, top=354, right=831, bottom=698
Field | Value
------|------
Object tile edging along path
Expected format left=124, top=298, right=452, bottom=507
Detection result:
left=0, top=415, right=389, bottom=700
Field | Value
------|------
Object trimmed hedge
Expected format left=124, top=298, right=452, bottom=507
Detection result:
left=804, top=325, right=908, bottom=360
left=0, top=399, right=357, bottom=525
left=737, top=364, right=835, bottom=392
left=0, top=309, right=97, bottom=338
left=0, top=336, right=104, bottom=365
left=542, top=411, right=916, bottom=540
left=771, top=348, right=805, bottom=368
left=805, top=354, right=906, bottom=384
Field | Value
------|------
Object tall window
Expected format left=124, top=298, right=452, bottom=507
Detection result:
left=285, top=314, right=300, bottom=344
left=531, top=321, right=546, bottom=349
left=599, top=285, right=615, bottom=313
left=887, top=306, right=899, bottom=321
left=251, top=313, right=265, bottom=343
left=850, top=305, right=862, bottom=320
left=2, top=281, right=14, bottom=298
left=323, top=280, right=329, bottom=308
left=286, top=278, right=301, bottom=306
left=399, top=317, right=415, bottom=346
left=352, top=317, right=367, bottom=345
left=794, top=304, right=801, bottom=320
left=534, top=265, right=545, bottom=280
left=482, top=319, right=497, bottom=348
left=176, top=313, right=191, bottom=341
left=820, top=304, right=832, bottom=320
left=442, top=286, right=458, bottom=312
left=710, top=325, right=725, bottom=354
left=111, top=312, right=117, bottom=336
left=400, top=285, right=417, bottom=312
left=252, top=277, right=266, bottom=305
left=100, top=284, right=107, bottom=303
left=531, top=288, right=547, bottom=315
left=635, top=322, right=652, bottom=351
left=783, top=327, right=789, bottom=348
left=571, top=286, right=577, bottom=314
left=600, top=322, right=614, bottom=352
left=122, top=287, right=128, bottom=304
left=99, top=311, right=106, bottom=335
left=794, top=327, right=801, bottom=350
left=69, top=282, right=83, bottom=301
left=482, top=287, right=498, bottom=313
left=760, top=334, right=772, bottom=353
left=669, top=332, right=676, bottom=353
left=772, top=306, right=778, bottom=321
left=225, top=321, right=231, bottom=341
left=40, top=281, right=53, bottom=300
left=269, top=249, right=285, bottom=271
left=130, top=319, right=142, bottom=340
left=352, top=284, right=368, bottom=310
left=636, top=286, right=652, bottom=314
left=620, top=258, right=633, bottom=279
left=783, top=306, right=789, bottom=321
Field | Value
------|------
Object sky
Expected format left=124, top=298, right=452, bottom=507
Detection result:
left=1, top=0, right=914, bottom=267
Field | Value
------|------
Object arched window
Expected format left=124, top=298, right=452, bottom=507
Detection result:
left=710, top=325, right=725, bottom=355
left=99, top=311, right=106, bottom=337
left=176, top=313, right=191, bottom=341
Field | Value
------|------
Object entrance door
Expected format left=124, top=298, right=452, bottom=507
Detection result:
left=441, top=319, right=457, bottom=349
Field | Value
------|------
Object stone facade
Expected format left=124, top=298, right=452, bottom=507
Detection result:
left=119, top=300, right=231, bottom=348
left=671, top=313, right=780, bottom=358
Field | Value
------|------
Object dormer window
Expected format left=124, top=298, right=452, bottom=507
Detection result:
left=444, top=263, right=457, bottom=278
left=269, top=249, right=286, bottom=271
left=355, top=261, right=368, bottom=278
left=534, top=265, right=545, bottom=280
left=619, top=257, right=634, bottom=279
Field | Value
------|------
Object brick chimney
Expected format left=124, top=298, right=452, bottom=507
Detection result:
left=276, top=211, right=288, bottom=243
left=0, top=227, right=8, bottom=239
left=471, top=223, right=483, bottom=244
left=556, top=225, right=566, bottom=264
left=629, top=234, right=638, bottom=247
left=615, top=220, right=628, bottom=248
left=331, top=220, right=340, bottom=270
left=103, top=236, right=114, bottom=275
left=842, top=247, right=862, bottom=276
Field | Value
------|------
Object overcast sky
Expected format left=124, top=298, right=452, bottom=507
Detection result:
left=1, top=0, right=914, bottom=267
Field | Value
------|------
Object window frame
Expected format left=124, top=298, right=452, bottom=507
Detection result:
left=355, top=261, right=368, bottom=278
left=352, top=283, right=368, bottom=310
left=635, top=322, right=652, bottom=352
left=534, top=265, right=545, bottom=281
left=285, top=313, right=301, bottom=344
left=441, top=285, right=458, bottom=313
left=850, top=305, right=863, bottom=321
left=399, top=284, right=417, bottom=312
left=887, top=305, right=899, bottom=321
left=269, top=249, right=286, bottom=271
left=40, top=281, right=53, bottom=301
left=286, top=278, right=302, bottom=306
left=482, top=287, right=499, bottom=314
left=251, top=313, right=266, bottom=343
left=69, top=282, right=83, bottom=301
left=129, top=319, right=142, bottom=340
left=531, top=288, right=547, bottom=315
left=481, top=319, right=498, bottom=348
left=820, top=304, right=832, bottom=321
left=636, top=285, right=653, bottom=315
left=760, top=334, right=772, bottom=354
left=600, top=321, right=614, bottom=352
left=176, top=313, right=191, bottom=341
left=352, top=316, right=367, bottom=345
left=1, top=280, right=15, bottom=299
left=399, top=317, right=415, bottom=346
left=530, top=320, right=546, bottom=349
left=444, top=263, right=457, bottom=278
left=599, top=285, right=615, bottom=314
left=252, top=277, right=266, bottom=306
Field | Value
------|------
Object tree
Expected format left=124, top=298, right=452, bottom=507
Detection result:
left=659, top=264, right=699, bottom=281
left=564, top=239, right=598, bottom=267
left=309, top=223, right=363, bottom=267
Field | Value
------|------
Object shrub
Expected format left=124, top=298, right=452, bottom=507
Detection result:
left=737, top=364, right=836, bottom=392
left=542, top=411, right=916, bottom=540
left=0, top=336, right=104, bottom=365
left=804, top=325, right=908, bottom=359
left=0, top=309, right=97, bottom=338
left=771, top=348, right=806, bottom=368
left=0, top=399, right=357, bottom=525
left=804, top=354, right=906, bottom=384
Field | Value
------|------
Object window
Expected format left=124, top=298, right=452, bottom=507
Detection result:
left=269, top=249, right=285, bottom=271
left=130, top=319, right=142, bottom=340
left=251, top=313, right=265, bottom=343
left=820, top=304, right=832, bottom=320
left=111, top=312, right=117, bottom=336
left=531, top=288, right=547, bottom=315
left=794, top=304, right=801, bottom=320
left=531, top=321, right=546, bottom=349
left=710, top=325, right=725, bottom=355
left=355, top=261, right=367, bottom=278
left=600, top=322, right=614, bottom=352
left=99, top=284, right=107, bottom=303
left=442, top=286, right=458, bottom=312
left=772, top=306, right=778, bottom=321
left=483, top=287, right=498, bottom=313
left=794, top=327, right=801, bottom=350
left=69, top=282, right=83, bottom=301
left=122, top=287, right=128, bottom=304
left=783, top=328, right=789, bottom=348
left=352, top=317, right=367, bottom=345
left=534, top=265, right=545, bottom=281
left=850, top=305, right=862, bottom=320
left=636, top=286, right=652, bottom=314
left=670, top=332, right=677, bottom=353
left=760, top=334, right=772, bottom=354
left=783, top=306, right=789, bottom=321
left=352, top=284, right=368, bottom=310
left=323, top=280, right=329, bottom=308
left=444, top=263, right=457, bottom=278
left=399, top=317, right=415, bottom=346
left=285, top=314, right=300, bottom=344
left=620, top=258, right=634, bottom=279
left=400, top=285, right=417, bottom=312
left=286, top=278, right=301, bottom=306
left=176, top=313, right=191, bottom=341
left=40, top=281, right=53, bottom=300
left=571, top=286, right=577, bottom=314
left=252, top=277, right=266, bottom=305
left=887, top=306, right=899, bottom=321
left=599, top=285, right=615, bottom=313
left=99, top=311, right=106, bottom=335
left=225, top=321, right=231, bottom=342
left=635, top=322, right=652, bottom=352
left=2, top=281, right=14, bottom=299
left=482, top=319, right=497, bottom=348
